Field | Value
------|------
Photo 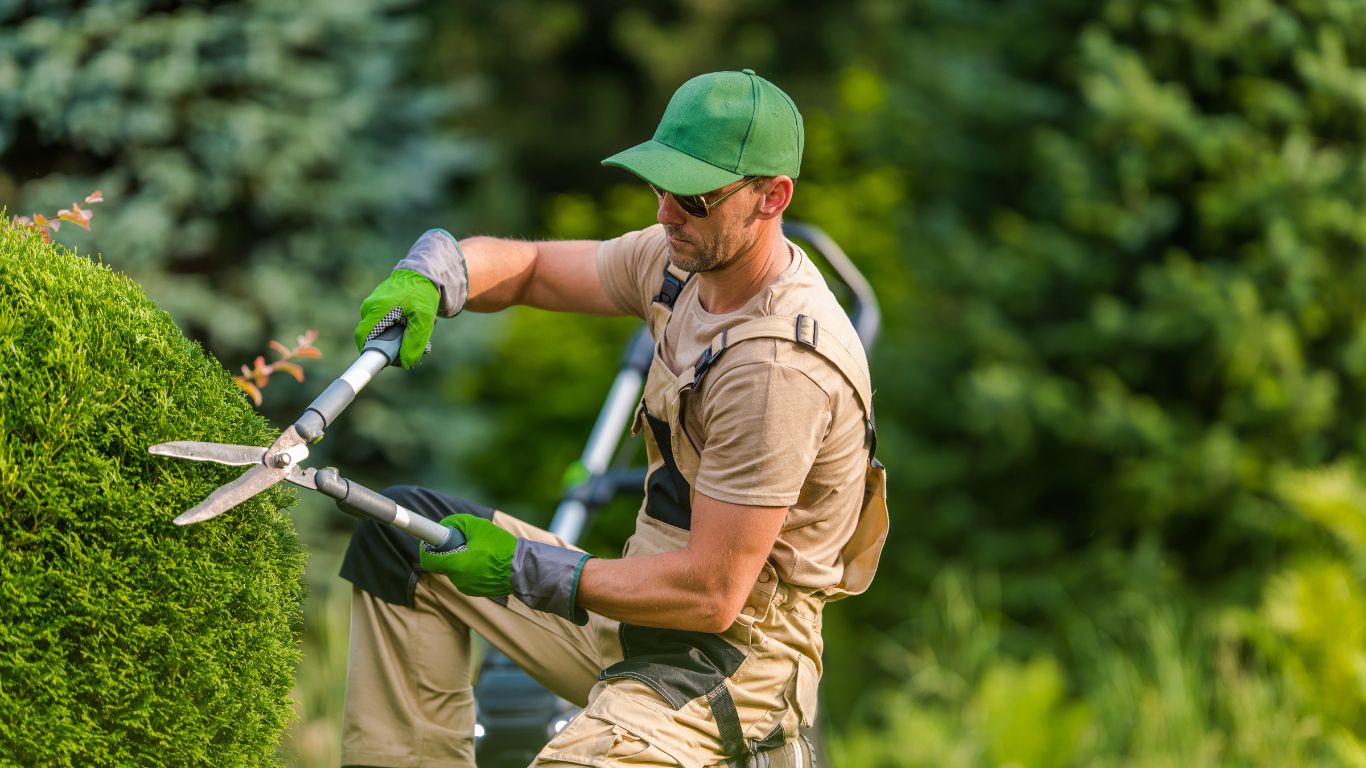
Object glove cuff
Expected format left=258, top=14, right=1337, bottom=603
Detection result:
left=395, top=228, right=469, bottom=317
left=510, top=539, right=593, bottom=626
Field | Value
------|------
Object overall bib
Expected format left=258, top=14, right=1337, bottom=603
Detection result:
left=586, top=265, right=889, bottom=766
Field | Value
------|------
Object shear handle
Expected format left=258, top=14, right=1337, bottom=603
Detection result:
left=312, top=468, right=464, bottom=550
left=294, top=325, right=405, bottom=442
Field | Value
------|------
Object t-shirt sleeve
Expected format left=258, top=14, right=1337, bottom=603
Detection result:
left=694, top=360, right=833, bottom=507
left=595, top=224, right=670, bottom=320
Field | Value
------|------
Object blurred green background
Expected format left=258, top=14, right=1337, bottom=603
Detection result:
left=6, top=0, right=1366, bottom=765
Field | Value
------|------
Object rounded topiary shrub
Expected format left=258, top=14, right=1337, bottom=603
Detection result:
left=0, top=221, right=305, bottom=766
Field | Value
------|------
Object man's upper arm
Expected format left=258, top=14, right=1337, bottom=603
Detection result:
left=520, top=225, right=666, bottom=318
left=520, top=239, right=622, bottom=315
left=694, top=360, right=832, bottom=507
left=687, top=491, right=788, bottom=613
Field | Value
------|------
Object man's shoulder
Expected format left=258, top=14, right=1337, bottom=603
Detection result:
left=698, top=317, right=867, bottom=413
left=708, top=251, right=869, bottom=392
left=597, top=224, right=672, bottom=319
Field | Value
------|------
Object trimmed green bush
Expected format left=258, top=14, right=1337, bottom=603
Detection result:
left=0, top=220, right=304, bottom=766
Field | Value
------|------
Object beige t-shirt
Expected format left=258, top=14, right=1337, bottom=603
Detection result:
left=596, top=224, right=872, bottom=589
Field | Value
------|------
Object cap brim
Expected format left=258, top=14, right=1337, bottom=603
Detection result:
left=602, top=140, right=744, bottom=196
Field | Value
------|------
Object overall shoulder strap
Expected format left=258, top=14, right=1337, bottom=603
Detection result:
left=690, top=314, right=878, bottom=456
left=652, top=262, right=693, bottom=310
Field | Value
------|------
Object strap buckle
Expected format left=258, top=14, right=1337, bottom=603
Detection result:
left=795, top=314, right=819, bottom=349
left=653, top=264, right=690, bottom=308
left=694, top=329, right=729, bottom=379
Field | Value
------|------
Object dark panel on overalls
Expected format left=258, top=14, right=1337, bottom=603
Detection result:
left=643, top=407, right=693, bottom=529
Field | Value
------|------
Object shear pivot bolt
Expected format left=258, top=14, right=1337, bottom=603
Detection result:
left=268, top=442, right=310, bottom=469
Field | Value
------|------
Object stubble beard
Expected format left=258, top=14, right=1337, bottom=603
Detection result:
left=664, top=222, right=744, bottom=274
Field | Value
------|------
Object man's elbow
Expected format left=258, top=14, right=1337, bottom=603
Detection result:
left=691, top=591, right=749, bottom=634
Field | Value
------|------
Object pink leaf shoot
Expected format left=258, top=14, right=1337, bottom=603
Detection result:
left=232, top=330, right=324, bottom=407
left=13, top=191, right=102, bottom=240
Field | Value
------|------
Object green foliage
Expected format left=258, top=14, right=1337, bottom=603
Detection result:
left=1259, top=559, right=1366, bottom=737
left=0, top=221, right=304, bottom=766
left=832, top=572, right=1335, bottom=767
left=974, top=657, right=1091, bottom=768
left=834, top=0, right=1366, bottom=596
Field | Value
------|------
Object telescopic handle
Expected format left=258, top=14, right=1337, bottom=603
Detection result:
left=294, top=325, right=405, bottom=442
left=312, top=468, right=464, bottom=549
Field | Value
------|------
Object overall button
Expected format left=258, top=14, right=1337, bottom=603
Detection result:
left=742, top=606, right=757, bottom=617
left=758, top=571, right=772, bottom=584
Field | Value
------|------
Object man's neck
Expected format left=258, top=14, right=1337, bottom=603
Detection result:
left=694, top=226, right=792, bottom=315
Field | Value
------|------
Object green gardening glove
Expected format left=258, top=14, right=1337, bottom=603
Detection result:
left=420, top=514, right=517, bottom=597
left=420, top=513, right=595, bottom=624
left=354, top=268, right=439, bottom=368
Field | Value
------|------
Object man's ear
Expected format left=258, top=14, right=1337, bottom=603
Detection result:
left=755, top=176, right=794, bottom=220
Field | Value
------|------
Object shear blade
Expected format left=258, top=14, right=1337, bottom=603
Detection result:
left=173, top=463, right=289, bottom=525
left=149, top=441, right=266, bottom=466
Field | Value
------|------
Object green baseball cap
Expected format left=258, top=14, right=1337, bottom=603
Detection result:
left=602, top=69, right=804, bottom=196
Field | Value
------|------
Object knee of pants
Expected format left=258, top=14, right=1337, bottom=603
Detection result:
left=338, top=484, right=496, bottom=608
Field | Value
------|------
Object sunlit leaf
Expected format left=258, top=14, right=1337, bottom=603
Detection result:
left=232, top=377, right=263, bottom=407
left=250, top=356, right=268, bottom=386
left=274, top=361, right=305, bottom=383
left=57, top=206, right=92, bottom=230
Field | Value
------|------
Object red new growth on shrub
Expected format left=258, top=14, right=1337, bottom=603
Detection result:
left=234, top=330, right=323, bottom=406
left=11, top=191, right=103, bottom=241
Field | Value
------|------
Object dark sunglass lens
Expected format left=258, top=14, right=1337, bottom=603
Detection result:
left=676, top=194, right=709, bottom=218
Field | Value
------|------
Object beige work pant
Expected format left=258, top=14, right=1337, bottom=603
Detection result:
left=341, top=510, right=629, bottom=767
left=341, top=510, right=815, bottom=767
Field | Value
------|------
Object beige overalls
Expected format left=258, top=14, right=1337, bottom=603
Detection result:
left=537, top=265, right=889, bottom=766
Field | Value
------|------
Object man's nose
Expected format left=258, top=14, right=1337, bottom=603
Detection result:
left=656, top=193, right=687, bottom=226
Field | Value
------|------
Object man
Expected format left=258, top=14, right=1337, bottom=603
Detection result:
left=341, top=69, right=888, bottom=767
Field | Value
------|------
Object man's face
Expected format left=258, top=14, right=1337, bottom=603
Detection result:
left=654, top=178, right=761, bottom=273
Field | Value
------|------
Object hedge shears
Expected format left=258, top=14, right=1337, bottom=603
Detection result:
left=149, top=324, right=464, bottom=551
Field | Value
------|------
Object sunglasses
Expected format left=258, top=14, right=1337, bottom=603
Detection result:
left=648, top=176, right=760, bottom=219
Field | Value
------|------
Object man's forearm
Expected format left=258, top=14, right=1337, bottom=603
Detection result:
left=576, top=551, right=748, bottom=634
left=576, top=495, right=786, bottom=633
left=460, top=236, right=541, bottom=313
left=400, top=233, right=616, bottom=315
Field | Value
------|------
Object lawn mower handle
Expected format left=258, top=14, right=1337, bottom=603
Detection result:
left=782, top=221, right=881, bottom=351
